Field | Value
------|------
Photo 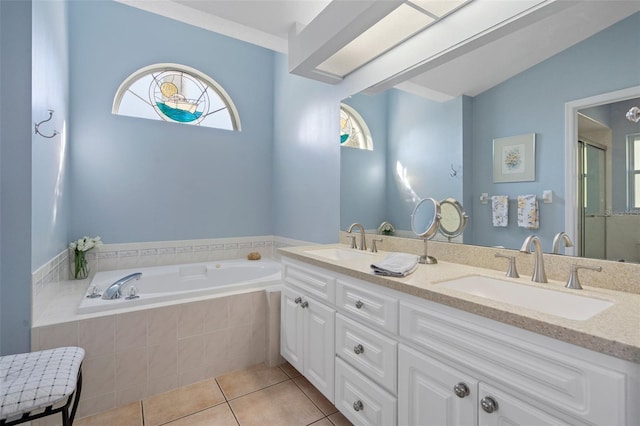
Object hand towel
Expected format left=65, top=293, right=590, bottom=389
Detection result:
left=491, top=195, right=509, bottom=227
left=518, top=194, right=539, bottom=229
left=371, top=252, right=419, bottom=277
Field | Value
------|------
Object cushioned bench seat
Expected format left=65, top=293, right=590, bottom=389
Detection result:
left=1, top=347, right=84, bottom=426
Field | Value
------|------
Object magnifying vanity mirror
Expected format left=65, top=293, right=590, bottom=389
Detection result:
left=439, top=198, right=468, bottom=241
left=411, top=198, right=441, bottom=264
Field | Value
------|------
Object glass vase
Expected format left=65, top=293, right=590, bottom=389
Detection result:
left=70, top=249, right=90, bottom=279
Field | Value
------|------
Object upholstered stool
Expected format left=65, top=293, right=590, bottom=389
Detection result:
left=0, top=347, right=84, bottom=426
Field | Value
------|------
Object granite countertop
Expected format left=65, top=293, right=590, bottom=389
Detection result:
left=279, top=244, right=640, bottom=363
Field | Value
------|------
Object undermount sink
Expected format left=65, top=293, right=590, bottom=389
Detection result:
left=435, top=275, right=613, bottom=321
left=304, top=248, right=374, bottom=261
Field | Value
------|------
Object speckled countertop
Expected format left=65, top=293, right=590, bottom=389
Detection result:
left=280, top=244, right=640, bottom=364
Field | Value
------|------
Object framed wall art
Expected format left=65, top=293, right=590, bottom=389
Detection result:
left=493, top=133, right=536, bottom=183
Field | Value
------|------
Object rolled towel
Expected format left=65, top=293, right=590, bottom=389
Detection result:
left=371, top=252, right=419, bottom=277
left=518, top=194, right=539, bottom=229
left=491, top=195, right=509, bottom=227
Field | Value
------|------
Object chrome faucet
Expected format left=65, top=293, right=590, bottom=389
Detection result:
left=347, top=223, right=367, bottom=251
left=552, top=232, right=574, bottom=254
left=520, top=235, right=547, bottom=283
left=102, top=272, right=142, bottom=300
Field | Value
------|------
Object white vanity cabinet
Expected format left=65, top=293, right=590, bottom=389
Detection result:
left=399, top=300, right=631, bottom=426
left=398, top=344, right=572, bottom=426
left=280, top=260, right=336, bottom=401
left=280, top=255, right=638, bottom=426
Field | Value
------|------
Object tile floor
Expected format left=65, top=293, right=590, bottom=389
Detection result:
left=74, top=363, right=353, bottom=426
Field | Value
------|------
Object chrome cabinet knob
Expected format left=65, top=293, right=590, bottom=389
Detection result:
left=294, top=297, right=302, bottom=304
left=353, top=400, right=364, bottom=411
left=353, top=344, right=364, bottom=355
left=480, top=396, right=498, bottom=413
left=355, top=300, right=364, bottom=309
left=300, top=300, right=309, bottom=308
left=453, top=382, right=469, bottom=398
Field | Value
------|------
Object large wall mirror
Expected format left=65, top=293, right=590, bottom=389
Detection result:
left=340, top=11, right=640, bottom=263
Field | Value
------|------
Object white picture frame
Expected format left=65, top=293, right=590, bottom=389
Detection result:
left=493, top=133, right=536, bottom=183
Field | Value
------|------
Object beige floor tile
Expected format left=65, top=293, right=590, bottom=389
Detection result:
left=279, top=361, right=302, bottom=379
left=310, top=419, right=334, bottom=426
left=293, top=376, right=338, bottom=416
left=229, top=380, right=324, bottom=426
left=216, top=363, right=289, bottom=400
left=75, top=402, right=142, bottom=426
left=328, top=411, right=353, bottom=426
left=165, top=403, right=238, bottom=426
left=142, top=379, right=225, bottom=426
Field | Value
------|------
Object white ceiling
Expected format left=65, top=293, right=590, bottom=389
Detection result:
left=119, top=0, right=640, bottom=101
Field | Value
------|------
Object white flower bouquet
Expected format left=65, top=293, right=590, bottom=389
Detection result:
left=69, top=236, right=102, bottom=279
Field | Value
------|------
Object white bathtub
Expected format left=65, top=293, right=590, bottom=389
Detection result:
left=77, top=258, right=281, bottom=314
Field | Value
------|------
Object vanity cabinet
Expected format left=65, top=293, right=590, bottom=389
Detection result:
left=280, top=260, right=336, bottom=401
left=280, top=255, right=638, bottom=425
left=398, top=344, right=572, bottom=426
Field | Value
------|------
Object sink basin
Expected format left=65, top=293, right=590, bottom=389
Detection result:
left=304, top=248, right=374, bottom=261
left=435, top=275, right=613, bottom=321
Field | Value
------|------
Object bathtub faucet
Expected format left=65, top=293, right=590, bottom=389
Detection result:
left=102, top=272, right=142, bottom=300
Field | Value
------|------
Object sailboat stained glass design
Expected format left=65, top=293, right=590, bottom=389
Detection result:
left=113, top=64, right=241, bottom=130
left=340, top=103, right=373, bottom=150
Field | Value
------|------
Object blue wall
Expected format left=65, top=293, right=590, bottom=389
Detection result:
left=272, top=54, right=341, bottom=242
left=469, top=12, right=640, bottom=251
left=1, top=0, right=33, bottom=355
left=32, top=0, right=70, bottom=271
left=67, top=1, right=275, bottom=243
left=386, top=92, right=464, bottom=231
left=341, top=92, right=388, bottom=231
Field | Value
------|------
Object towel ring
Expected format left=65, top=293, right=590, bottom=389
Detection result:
left=34, top=110, right=59, bottom=139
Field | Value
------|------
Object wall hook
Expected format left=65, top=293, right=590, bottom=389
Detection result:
left=449, top=164, right=460, bottom=177
left=34, top=109, right=59, bottom=139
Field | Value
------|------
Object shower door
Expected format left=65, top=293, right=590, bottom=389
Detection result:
left=578, top=141, right=607, bottom=259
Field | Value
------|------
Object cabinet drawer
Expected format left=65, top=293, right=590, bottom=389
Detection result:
left=336, top=314, right=397, bottom=394
left=399, top=301, right=626, bottom=425
left=336, top=278, right=398, bottom=333
left=283, top=259, right=335, bottom=303
left=335, top=357, right=397, bottom=426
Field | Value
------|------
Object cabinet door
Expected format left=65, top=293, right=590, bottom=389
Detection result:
left=398, top=345, right=477, bottom=426
left=281, top=287, right=303, bottom=372
left=304, top=295, right=335, bottom=402
left=478, top=383, right=572, bottom=426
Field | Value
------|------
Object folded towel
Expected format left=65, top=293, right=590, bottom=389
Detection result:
left=518, top=194, right=539, bottom=229
left=371, top=252, right=419, bottom=277
left=491, top=195, right=509, bottom=227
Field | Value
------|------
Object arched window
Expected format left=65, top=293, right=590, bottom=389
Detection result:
left=112, top=63, right=241, bottom=130
left=340, top=103, right=372, bottom=150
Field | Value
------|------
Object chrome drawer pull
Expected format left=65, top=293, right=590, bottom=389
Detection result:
left=480, top=396, right=498, bottom=413
left=300, top=300, right=309, bottom=308
left=453, top=382, right=469, bottom=398
left=353, top=344, right=364, bottom=355
left=355, top=300, right=364, bottom=309
left=353, top=400, right=364, bottom=411
left=294, top=297, right=302, bottom=304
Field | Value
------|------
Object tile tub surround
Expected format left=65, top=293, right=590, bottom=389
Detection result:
left=283, top=242, right=640, bottom=363
left=31, top=289, right=283, bottom=420
left=32, top=235, right=311, bottom=323
left=339, top=231, right=640, bottom=294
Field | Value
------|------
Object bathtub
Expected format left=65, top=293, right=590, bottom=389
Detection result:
left=77, top=258, right=281, bottom=314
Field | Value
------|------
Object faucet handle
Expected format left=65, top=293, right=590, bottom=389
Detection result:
left=494, top=253, right=519, bottom=278
left=347, top=235, right=357, bottom=249
left=371, top=238, right=382, bottom=253
left=566, top=264, right=602, bottom=290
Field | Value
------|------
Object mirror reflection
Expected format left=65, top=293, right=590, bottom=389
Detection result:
left=340, top=11, right=640, bottom=263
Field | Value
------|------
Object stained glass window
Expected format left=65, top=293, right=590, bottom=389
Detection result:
left=112, top=63, right=241, bottom=130
left=340, top=104, right=373, bottom=150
